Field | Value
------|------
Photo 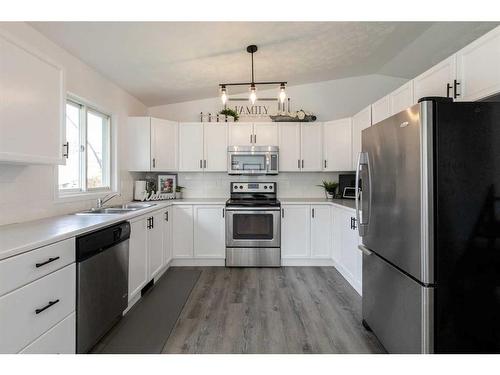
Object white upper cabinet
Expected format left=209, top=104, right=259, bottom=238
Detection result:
left=151, top=118, right=178, bottom=171
left=278, top=122, right=301, bottom=172
left=413, top=55, right=456, bottom=101
left=229, top=123, right=253, bottom=146
left=300, top=123, right=323, bottom=171
left=203, top=123, right=228, bottom=172
left=193, top=205, right=225, bottom=258
left=310, top=205, right=332, bottom=258
left=390, top=81, right=414, bottom=115
left=351, top=106, right=372, bottom=170
left=456, top=26, right=500, bottom=101
left=0, top=31, right=65, bottom=165
left=178, top=122, right=204, bottom=171
left=281, top=205, right=310, bottom=258
left=127, top=117, right=178, bottom=172
left=253, top=123, right=278, bottom=145
left=371, top=95, right=392, bottom=125
left=323, top=118, right=352, bottom=172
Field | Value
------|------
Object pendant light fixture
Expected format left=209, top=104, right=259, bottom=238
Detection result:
left=219, top=44, right=287, bottom=106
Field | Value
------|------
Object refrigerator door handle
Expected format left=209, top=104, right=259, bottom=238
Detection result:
left=358, top=244, right=373, bottom=255
left=355, top=151, right=371, bottom=236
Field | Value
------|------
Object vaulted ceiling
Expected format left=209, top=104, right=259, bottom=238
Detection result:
left=31, top=22, right=498, bottom=106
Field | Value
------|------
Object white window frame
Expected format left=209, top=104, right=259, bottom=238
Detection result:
left=56, top=94, right=117, bottom=201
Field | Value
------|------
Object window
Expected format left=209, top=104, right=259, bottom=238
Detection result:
left=58, top=98, right=112, bottom=194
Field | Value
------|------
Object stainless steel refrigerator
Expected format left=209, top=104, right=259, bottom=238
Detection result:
left=356, top=97, right=500, bottom=353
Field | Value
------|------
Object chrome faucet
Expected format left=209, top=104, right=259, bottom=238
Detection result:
left=96, top=193, right=119, bottom=208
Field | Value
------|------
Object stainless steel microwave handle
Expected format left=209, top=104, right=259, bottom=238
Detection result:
left=355, top=152, right=371, bottom=237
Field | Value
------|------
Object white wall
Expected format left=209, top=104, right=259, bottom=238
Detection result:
left=133, top=172, right=341, bottom=199
left=0, top=22, right=147, bottom=226
left=148, top=74, right=408, bottom=122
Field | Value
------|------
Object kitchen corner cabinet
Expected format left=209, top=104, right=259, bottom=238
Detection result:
left=147, top=211, right=164, bottom=280
left=127, top=117, right=178, bottom=171
left=351, top=106, right=372, bottom=170
left=456, top=26, right=500, bottom=101
left=193, top=205, right=225, bottom=258
left=172, top=205, right=194, bottom=258
left=179, top=122, right=228, bottom=172
left=332, top=207, right=362, bottom=294
left=323, top=118, right=352, bottom=172
left=413, top=55, right=457, bottom=101
left=0, top=31, right=66, bottom=165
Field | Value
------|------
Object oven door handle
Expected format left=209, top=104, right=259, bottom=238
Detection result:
left=225, top=207, right=281, bottom=212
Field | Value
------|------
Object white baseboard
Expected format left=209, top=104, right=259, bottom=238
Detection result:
left=171, top=258, right=225, bottom=266
left=281, top=258, right=335, bottom=266
left=331, top=258, right=362, bottom=295
left=124, top=293, right=141, bottom=314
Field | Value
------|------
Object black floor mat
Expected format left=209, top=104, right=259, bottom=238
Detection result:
left=92, top=267, right=201, bottom=354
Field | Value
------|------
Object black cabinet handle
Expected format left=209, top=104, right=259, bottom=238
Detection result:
left=165, top=211, right=168, bottom=221
left=147, top=217, right=151, bottom=229
left=446, top=83, right=452, bottom=98
left=312, top=208, right=315, bottom=218
left=204, top=160, right=207, bottom=169
left=324, top=160, right=327, bottom=169
left=151, top=216, right=154, bottom=229
left=35, top=299, right=60, bottom=315
left=297, top=159, right=301, bottom=169
left=453, top=79, right=461, bottom=99
left=281, top=208, right=284, bottom=218
left=152, top=158, right=156, bottom=168
left=62, top=142, right=69, bottom=158
left=35, top=256, right=60, bottom=268
left=222, top=208, right=225, bottom=218
left=301, top=160, right=304, bottom=168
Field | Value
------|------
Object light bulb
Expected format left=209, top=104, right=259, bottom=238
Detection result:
left=220, top=86, right=228, bottom=105
left=279, top=83, right=286, bottom=103
left=249, top=84, right=257, bottom=105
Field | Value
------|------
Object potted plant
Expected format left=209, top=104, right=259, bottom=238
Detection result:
left=219, top=108, right=239, bottom=122
left=317, top=180, right=338, bottom=199
left=175, top=185, right=184, bottom=199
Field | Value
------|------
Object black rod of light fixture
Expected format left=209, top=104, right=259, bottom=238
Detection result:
left=219, top=81, right=287, bottom=87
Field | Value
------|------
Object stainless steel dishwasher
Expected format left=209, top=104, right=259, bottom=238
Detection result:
left=76, top=221, right=130, bottom=353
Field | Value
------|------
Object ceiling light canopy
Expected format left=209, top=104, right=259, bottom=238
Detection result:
left=219, top=44, right=287, bottom=105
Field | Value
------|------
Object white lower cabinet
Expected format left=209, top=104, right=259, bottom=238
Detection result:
left=310, top=205, right=332, bottom=258
left=128, top=209, right=170, bottom=304
left=193, top=205, right=225, bottom=258
left=148, top=210, right=164, bottom=280
left=20, top=312, right=75, bottom=354
left=0, top=263, right=76, bottom=353
left=163, top=207, right=173, bottom=266
left=281, top=205, right=311, bottom=258
left=172, top=205, right=194, bottom=258
left=332, top=207, right=362, bottom=294
left=128, top=217, right=149, bottom=303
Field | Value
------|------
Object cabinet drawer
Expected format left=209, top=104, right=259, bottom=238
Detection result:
left=0, top=263, right=76, bottom=353
left=20, top=312, right=75, bottom=354
left=0, top=237, right=75, bottom=296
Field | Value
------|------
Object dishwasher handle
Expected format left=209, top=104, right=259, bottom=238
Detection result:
left=76, top=221, right=131, bottom=262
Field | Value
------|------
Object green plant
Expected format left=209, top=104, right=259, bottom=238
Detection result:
left=219, top=108, right=239, bottom=121
left=317, top=180, right=338, bottom=194
left=175, top=185, right=184, bottom=193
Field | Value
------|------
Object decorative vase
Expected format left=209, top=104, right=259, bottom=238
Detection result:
left=325, top=191, right=334, bottom=200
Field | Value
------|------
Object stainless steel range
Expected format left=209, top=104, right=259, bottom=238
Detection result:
left=225, top=182, right=281, bottom=267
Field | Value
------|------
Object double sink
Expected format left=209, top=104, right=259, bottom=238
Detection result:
left=76, top=202, right=156, bottom=215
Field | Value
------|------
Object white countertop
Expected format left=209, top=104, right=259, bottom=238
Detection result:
left=280, top=198, right=356, bottom=210
left=0, top=197, right=354, bottom=261
left=0, top=199, right=225, bottom=261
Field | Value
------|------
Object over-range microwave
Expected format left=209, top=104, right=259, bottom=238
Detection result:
left=227, top=146, right=279, bottom=175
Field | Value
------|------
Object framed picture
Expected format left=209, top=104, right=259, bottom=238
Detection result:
left=157, top=174, right=176, bottom=198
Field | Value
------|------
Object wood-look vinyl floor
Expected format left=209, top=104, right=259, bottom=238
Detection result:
left=162, top=266, right=385, bottom=354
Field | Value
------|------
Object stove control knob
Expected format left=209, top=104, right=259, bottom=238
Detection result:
left=240, top=185, right=243, bottom=189
left=234, top=186, right=238, bottom=189
left=269, top=185, right=273, bottom=189
left=264, top=186, right=268, bottom=189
